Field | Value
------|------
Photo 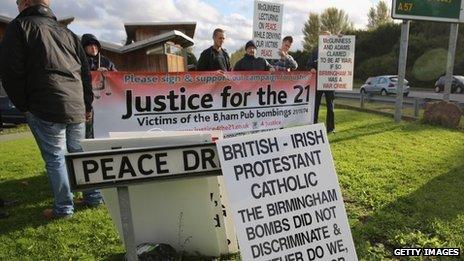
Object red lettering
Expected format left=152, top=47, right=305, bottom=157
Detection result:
left=261, top=50, right=273, bottom=57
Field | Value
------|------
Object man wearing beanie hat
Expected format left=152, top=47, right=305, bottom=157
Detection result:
left=78, top=33, right=115, bottom=208
left=234, top=40, right=274, bottom=71
left=81, top=33, right=116, bottom=140
left=81, top=34, right=116, bottom=72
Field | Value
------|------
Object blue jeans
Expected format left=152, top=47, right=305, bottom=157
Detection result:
left=26, top=112, right=102, bottom=216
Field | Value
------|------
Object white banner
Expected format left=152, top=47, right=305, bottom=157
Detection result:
left=317, top=35, right=356, bottom=91
left=92, top=72, right=315, bottom=138
left=253, top=0, right=284, bottom=59
left=216, top=124, right=358, bottom=261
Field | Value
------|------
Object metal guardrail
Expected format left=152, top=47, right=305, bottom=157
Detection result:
left=335, top=91, right=464, bottom=119
left=334, top=92, right=424, bottom=119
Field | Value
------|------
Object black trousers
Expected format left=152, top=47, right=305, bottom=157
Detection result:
left=314, top=91, right=335, bottom=132
left=85, top=111, right=94, bottom=139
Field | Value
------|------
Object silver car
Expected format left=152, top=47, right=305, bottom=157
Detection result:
left=360, top=75, right=410, bottom=96
left=434, top=75, right=464, bottom=93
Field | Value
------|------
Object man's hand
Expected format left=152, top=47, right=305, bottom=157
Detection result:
left=97, top=67, right=108, bottom=72
left=85, top=111, right=93, bottom=122
left=278, top=49, right=287, bottom=59
left=216, top=70, right=232, bottom=81
left=310, top=68, right=317, bottom=74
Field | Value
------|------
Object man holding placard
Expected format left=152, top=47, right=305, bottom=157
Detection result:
left=308, top=31, right=335, bottom=133
left=268, top=36, right=298, bottom=71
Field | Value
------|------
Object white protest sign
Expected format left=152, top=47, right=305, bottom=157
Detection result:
left=66, top=143, right=220, bottom=190
left=253, top=0, right=284, bottom=59
left=317, top=35, right=356, bottom=91
left=216, top=124, right=358, bottom=261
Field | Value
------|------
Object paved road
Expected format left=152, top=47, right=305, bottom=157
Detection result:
left=346, top=88, right=464, bottom=102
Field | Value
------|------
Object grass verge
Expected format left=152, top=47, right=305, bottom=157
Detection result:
left=0, top=109, right=463, bottom=260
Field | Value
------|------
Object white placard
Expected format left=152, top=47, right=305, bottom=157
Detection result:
left=317, top=35, right=356, bottom=91
left=216, top=124, right=358, bottom=261
left=253, top=0, right=284, bottom=59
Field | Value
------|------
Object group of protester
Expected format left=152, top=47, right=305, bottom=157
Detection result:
left=196, top=28, right=335, bottom=133
left=196, top=28, right=298, bottom=72
left=0, top=0, right=335, bottom=220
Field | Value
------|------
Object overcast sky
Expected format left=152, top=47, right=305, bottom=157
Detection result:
left=0, top=0, right=389, bottom=56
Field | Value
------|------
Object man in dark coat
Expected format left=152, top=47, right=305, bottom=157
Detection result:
left=0, top=0, right=100, bottom=219
left=79, top=33, right=115, bottom=207
left=81, top=33, right=116, bottom=139
left=234, top=40, right=274, bottom=71
left=81, top=34, right=116, bottom=72
left=197, top=28, right=231, bottom=71
left=308, top=31, right=335, bottom=133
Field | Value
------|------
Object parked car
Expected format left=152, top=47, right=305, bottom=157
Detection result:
left=0, top=83, right=26, bottom=126
left=434, top=75, right=464, bottom=93
left=360, top=75, right=410, bottom=97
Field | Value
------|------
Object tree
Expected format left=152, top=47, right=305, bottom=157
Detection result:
left=320, top=8, right=353, bottom=35
left=367, top=0, right=393, bottom=30
left=302, top=12, right=321, bottom=52
left=230, top=47, right=245, bottom=68
left=302, top=8, right=353, bottom=52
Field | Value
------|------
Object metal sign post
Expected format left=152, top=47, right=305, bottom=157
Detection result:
left=66, top=142, right=223, bottom=260
left=395, top=20, right=410, bottom=123
left=118, top=186, right=138, bottom=261
left=444, top=23, right=459, bottom=102
left=392, top=0, right=463, bottom=121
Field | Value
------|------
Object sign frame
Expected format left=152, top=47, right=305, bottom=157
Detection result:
left=391, top=0, right=464, bottom=23
left=66, top=143, right=221, bottom=191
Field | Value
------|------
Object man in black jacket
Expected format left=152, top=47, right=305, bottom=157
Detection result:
left=234, top=40, right=274, bottom=71
left=308, top=31, right=335, bottom=133
left=0, top=0, right=99, bottom=219
left=197, top=28, right=231, bottom=71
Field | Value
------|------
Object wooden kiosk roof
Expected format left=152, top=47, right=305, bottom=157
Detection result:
left=124, top=21, right=196, bottom=45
